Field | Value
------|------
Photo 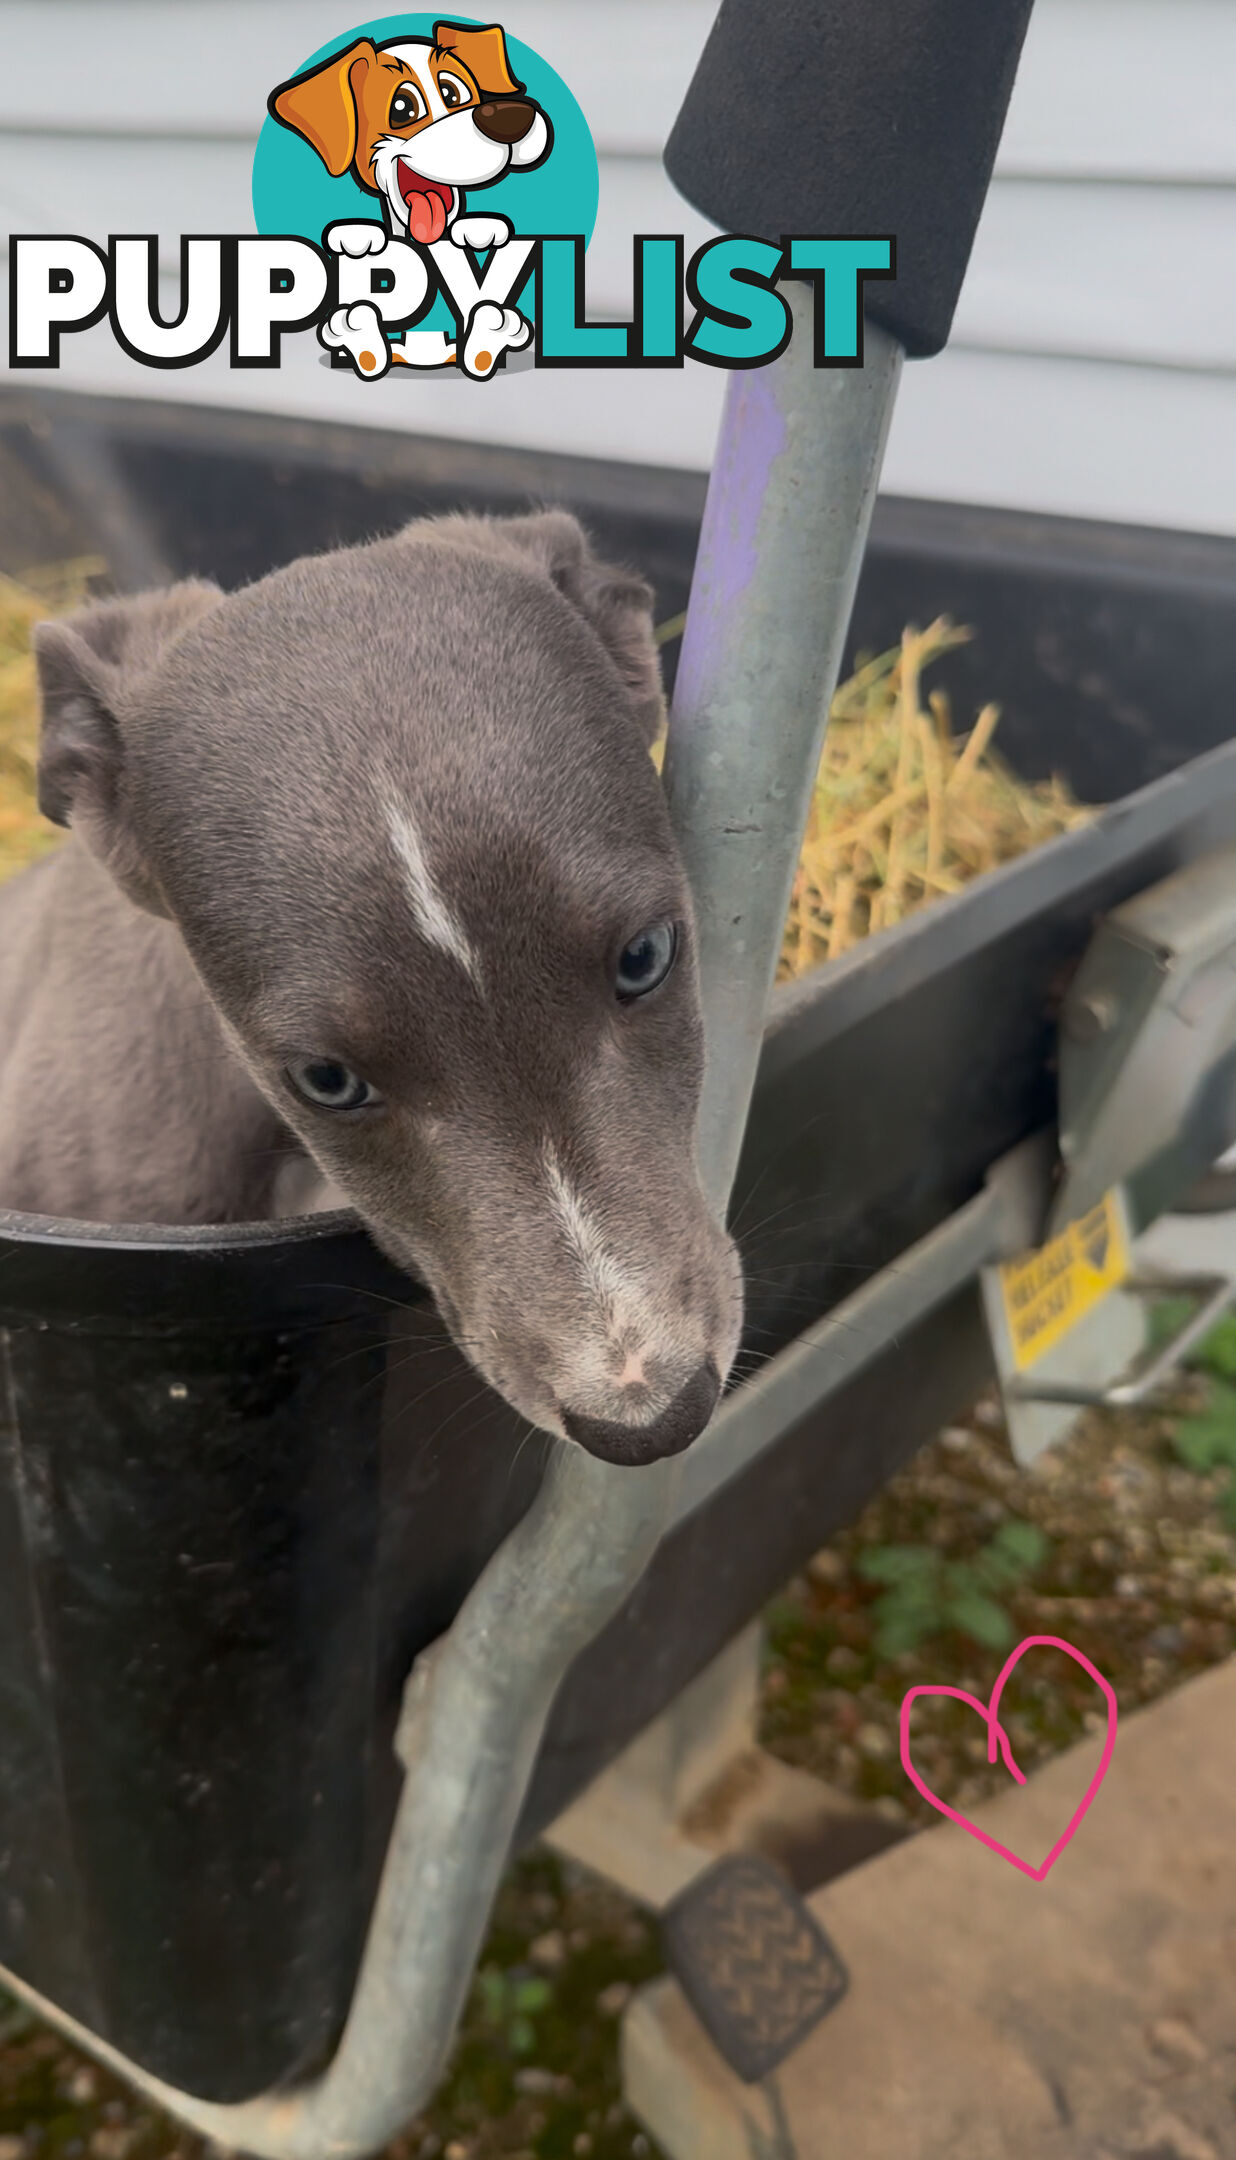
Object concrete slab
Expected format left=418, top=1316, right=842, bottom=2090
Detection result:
left=624, top=1657, right=1236, bottom=2160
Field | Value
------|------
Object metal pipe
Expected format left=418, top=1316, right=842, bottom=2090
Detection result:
left=2, top=289, right=907, bottom=2157
left=673, top=1189, right=1007, bottom=1529
left=665, top=292, right=903, bottom=1203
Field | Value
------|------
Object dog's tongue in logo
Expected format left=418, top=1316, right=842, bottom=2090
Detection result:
left=397, top=163, right=454, bottom=245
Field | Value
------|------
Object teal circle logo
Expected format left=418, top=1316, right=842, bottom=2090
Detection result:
left=252, top=14, right=598, bottom=345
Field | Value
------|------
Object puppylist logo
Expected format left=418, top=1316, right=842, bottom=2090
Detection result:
left=8, top=13, right=896, bottom=381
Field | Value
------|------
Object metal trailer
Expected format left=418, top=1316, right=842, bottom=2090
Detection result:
left=4, top=0, right=1236, bottom=2145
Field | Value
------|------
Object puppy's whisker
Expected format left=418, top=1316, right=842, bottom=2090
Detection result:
left=728, top=1108, right=845, bottom=1233
left=504, top=1419, right=551, bottom=1501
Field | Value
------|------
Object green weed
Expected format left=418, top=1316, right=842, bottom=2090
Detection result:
left=1156, top=1302, right=1236, bottom=1525
left=474, top=1965, right=555, bottom=2057
left=856, top=1519, right=1049, bottom=1656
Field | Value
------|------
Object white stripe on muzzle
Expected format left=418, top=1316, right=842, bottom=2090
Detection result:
left=543, top=1141, right=650, bottom=1327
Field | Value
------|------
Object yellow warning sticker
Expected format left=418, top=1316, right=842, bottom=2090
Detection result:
left=998, top=1191, right=1131, bottom=1372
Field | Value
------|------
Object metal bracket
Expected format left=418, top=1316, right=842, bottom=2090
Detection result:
left=1010, top=1270, right=1235, bottom=1409
left=979, top=842, right=1236, bottom=1459
left=1051, top=841, right=1236, bottom=1237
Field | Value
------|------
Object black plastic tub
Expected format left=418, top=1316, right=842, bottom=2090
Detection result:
left=2, top=388, right=1236, bottom=2100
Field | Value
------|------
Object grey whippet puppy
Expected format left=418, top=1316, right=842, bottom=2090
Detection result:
left=0, top=510, right=742, bottom=1464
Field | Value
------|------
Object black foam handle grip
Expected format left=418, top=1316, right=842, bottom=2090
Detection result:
left=664, top=0, right=1035, bottom=359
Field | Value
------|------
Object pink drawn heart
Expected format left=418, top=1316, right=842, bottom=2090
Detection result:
left=899, top=1634, right=1118, bottom=1880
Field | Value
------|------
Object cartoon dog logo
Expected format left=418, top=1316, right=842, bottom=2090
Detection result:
left=269, top=20, right=551, bottom=380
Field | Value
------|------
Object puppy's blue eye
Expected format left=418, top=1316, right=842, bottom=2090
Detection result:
left=616, top=922, right=678, bottom=1001
left=286, top=1058, right=380, bottom=1112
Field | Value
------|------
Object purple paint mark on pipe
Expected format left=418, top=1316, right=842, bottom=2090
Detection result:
left=673, top=366, right=788, bottom=719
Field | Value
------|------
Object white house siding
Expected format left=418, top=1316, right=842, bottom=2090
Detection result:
left=1, top=0, right=1234, bottom=534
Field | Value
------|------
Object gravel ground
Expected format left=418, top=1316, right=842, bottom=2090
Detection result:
left=2, top=1375, right=1233, bottom=2160
left=760, top=1384, right=1236, bottom=1828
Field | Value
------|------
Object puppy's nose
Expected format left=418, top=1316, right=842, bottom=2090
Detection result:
left=474, top=98, right=536, bottom=144
left=562, top=1361, right=720, bottom=1467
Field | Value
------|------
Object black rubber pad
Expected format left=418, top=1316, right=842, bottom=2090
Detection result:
left=664, top=0, right=1036, bottom=359
left=661, top=1853, right=849, bottom=2083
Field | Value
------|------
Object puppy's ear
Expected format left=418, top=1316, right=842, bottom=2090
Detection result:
left=433, top=21, right=524, bottom=97
left=269, top=39, right=376, bottom=178
left=501, top=510, right=667, bottom=749
left=34, top=581, right=223, bottom=916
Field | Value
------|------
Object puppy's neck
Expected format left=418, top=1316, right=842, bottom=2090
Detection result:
left=0, top=840, right=301, bottom=1225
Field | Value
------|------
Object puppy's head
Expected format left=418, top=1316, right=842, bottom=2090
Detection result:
left=33, top=513, right=742, bottom=1466
left=270, top=22, right=551, bottom=244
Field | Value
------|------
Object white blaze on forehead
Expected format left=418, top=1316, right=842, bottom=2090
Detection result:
left=384, top=796, right=481, bottom=984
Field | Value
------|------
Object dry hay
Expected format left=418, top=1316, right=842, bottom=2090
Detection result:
left=653, top=615, right=1093, bottom=978
left=1, top=582, right=1093, bottom=977
left=778, top=618, right=1092, bottom=976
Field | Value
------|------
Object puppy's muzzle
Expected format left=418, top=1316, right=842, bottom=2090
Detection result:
left=562, top=1359, right=721, bottom=1467
left=474, top=98, right=537, bottom=144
